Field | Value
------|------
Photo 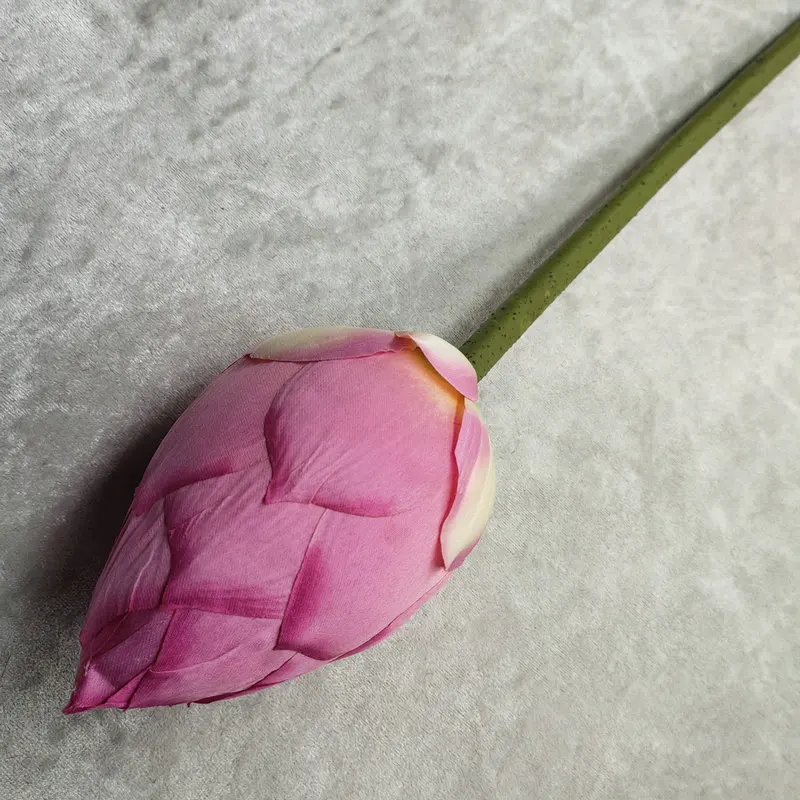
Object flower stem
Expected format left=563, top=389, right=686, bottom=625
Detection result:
left=461, top=18, right=800, bottom=380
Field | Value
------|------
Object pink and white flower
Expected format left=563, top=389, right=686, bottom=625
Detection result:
left=65, top=328, right=495, bottom=711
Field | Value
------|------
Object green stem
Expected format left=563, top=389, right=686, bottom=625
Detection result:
left=461, top=18, right=800, bottom=380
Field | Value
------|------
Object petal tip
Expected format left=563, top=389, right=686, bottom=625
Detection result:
left=250, top=327, right=363, bottom=360
left=250, top=327, right=403, bottom=363
left=404, top=332, right=478, bottom=401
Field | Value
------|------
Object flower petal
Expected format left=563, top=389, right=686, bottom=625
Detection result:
left=128, top=611, right=287, bottom=707
left=80, top=498, right=171, bottom=645
left=134, top=358, right=301, bottom=515
left=250, top=327, right=478, bottom=401
left=250, top=327, right=408, bottom=362
left=264, top=351, right=460, bottom=516
left=64, top=609, right=173, bottom=712
left=259, top=652, right=328, bottom=687
left=250, top=327, right=477, bottom=401
left=404, top=332, right=478, bottom=401
left=440, top=400, right=496, bottom=570
left=67, top=610, right=291, bottom=710
left=277, top=507, right=448, bottom=661
left=163, top=472, right=324, bottom=619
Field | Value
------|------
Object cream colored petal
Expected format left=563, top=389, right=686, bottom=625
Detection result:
left=251, top=327, right=404, bottom=362
left=440, top=399, right=496, bottom=569
left=402, top=332, right=478, bottom=401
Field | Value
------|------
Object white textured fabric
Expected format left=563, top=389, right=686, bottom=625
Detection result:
left=2, top=2, right=799, bottom=798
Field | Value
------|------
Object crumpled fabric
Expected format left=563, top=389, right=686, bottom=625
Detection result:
left=65, top=328, right=495, bottom=711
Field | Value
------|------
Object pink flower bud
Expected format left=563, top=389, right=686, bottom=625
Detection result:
left=65, top=328, right=495, bottom=711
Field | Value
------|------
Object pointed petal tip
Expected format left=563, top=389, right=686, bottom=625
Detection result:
left=402, top=332, right=478, bottom=401
left=62, top=692, right=113, bottom=715
left=62, top=678, right=111, bottom=715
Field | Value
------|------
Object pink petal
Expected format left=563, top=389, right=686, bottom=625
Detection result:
left=189, top=651, right=329, bottom=698
left=72, top=467, right=327, bottom=709
left=134, top=358, right=301, bottom=514
left=128, top=610, right=288, bottom=707
left=250, top=326, right=477, bottom=401
left=277, top=506, right=449, bottom=661
left=95, top=671, right=151, bottom=710
left=66, top=610, right=292, bottom=710
left=192, top=652, right=331, bottom=698
left=162, top=472, right=324, bottom=619
left=80, top=498, right=170, bottom=644
left=404, top=332, right=478, bottom=401
left=160, top=461, right=269, bottom=531
left=259, top=652, right=328, bottom=686
left=264, top=351, right=460, bottom=516
left=250, top=327, right=409, bottom=362
left=64, top=609, right=173, bottom=713
left=440, top=400, right=496, bottom=570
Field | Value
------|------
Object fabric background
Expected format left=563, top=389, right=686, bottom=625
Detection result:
left=1, top=2, right=799, bottom=797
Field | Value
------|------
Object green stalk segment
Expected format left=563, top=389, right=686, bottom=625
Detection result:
left=461, top=19, right=800, bottom=380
